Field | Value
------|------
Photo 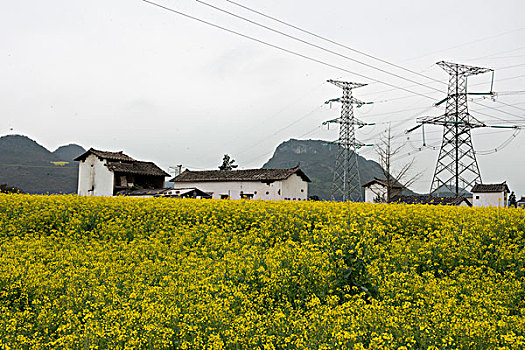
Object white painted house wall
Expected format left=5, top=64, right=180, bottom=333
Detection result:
left=77, top=154, right=114, bottom=196
left=364, top=183, right=386, bottom=203
left=281, top=173, right=308, bottom=200
left=472, top=191, right=508, bottom=207
left=174, top=175, right=308, bottom=201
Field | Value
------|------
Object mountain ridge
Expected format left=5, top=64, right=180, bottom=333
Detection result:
left=0, top=134, right=85, bottom=194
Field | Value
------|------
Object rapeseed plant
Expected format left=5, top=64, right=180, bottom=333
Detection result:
left=0, top=194, right=523, bottom=349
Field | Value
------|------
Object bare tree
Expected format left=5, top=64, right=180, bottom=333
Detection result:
left=375, top=126, right=421, bottom=202
left=218, top=154, right=238, bottom=171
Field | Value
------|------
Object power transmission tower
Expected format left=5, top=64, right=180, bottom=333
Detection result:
left=324, top=80, right=371, bottom=201
left=413, top=61, right=494, bottom=196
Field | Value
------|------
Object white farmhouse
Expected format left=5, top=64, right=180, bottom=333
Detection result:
left=170, top=166, right=311, bottom=200
left=362, top=178, right=404, bottom=203
left=74, top=148, right=169, bottom=196
left=471, top=182, right=510, bottom=207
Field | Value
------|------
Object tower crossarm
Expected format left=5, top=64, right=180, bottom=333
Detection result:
left=434, top=91, right=495, bottom=107
left=436, top=61, right=493, bottom=77
left=417, top=115, right=486, bottom=128
left=325, top=97, right=370, bottom=105
left=327, top=79, right=367, bottom=90
left=323, top=116, right=368, bottom=126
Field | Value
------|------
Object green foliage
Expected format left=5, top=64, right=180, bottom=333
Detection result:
left=510, top=191, right=517, bottom=207
left=218, top=154, right=238, bottom=171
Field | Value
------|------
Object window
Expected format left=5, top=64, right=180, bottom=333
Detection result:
left=476, top=195, right=480, bottom=199
left=266, top=191, right=269, bottom=195
left=301, top=189, right=304, bottom=193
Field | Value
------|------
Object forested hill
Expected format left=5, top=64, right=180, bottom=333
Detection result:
left=262, top=138, right=386, bottom=200
left=0, top=135, right=85, bottom=194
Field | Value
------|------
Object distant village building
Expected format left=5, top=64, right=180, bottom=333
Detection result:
left=389, top=194, right=471, bottom=207
left=362, top=178, right=404, bottom=203
left=170, top=166, right=310, bottom=200
left=74, top=148, right=169, bottom=196
left=471, top=182, right=510, bottom=208
left=517, top=196, right=525, bottom=209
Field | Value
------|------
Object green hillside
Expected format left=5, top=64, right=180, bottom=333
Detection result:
left=0, top=135, right=85, bottom=194
left=263, top=138, right=386, bottom=200
left=53, top=144, right=86, bottom=162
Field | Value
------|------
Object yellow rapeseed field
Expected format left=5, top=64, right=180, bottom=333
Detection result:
left=0, top=194, right=524, bottom=349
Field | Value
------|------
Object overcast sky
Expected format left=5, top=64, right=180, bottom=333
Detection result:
left=1, top=0, right=524, bottom=194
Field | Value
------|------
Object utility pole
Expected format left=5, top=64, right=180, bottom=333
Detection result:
left=324, top=80, right=372, bottom=201
left=408, top=61, right=516, bottom=196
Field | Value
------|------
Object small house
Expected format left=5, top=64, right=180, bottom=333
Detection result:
left=517, top=196, right=525, bottom=209
left=170, top=166, right=310, bottom=200
left=74, top=148, right=169, bottom=196
left=471, top=182, right=510, bottom=207
left=362, top=178, right=404, bottom=203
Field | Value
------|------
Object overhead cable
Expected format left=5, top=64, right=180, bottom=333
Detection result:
left=142, top=0, right=439, bottom=101
left=223, top=0, right=446, bottom=86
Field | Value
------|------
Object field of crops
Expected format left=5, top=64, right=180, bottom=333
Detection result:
left=0, top=194, right=524, bottom=349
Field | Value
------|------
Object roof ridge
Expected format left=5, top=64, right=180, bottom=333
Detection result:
left=171, top=167, right=311, bottom=183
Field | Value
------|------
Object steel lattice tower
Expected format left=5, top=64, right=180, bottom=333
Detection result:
left=418, top=61, right=492, bottom=196
left=326, top=80, right=368, bottom=201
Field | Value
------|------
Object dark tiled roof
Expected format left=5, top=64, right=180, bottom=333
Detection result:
left=74, top=148, right=136, bottom=162
left=390, top=195, right=471, bottom=206
left=170, top=166, right=311, bottom=183
left=107, top=161, right=169, bottom=177
left=362, top=177, right=404, bottom=189
left=166, top=188, right=212, bottom=198
left=471, top=183, right=510, bottom=193
left=518, top=197, right=525, bottom=203
left=117, top=187, right=212, bottom=198
left=116, top=188, right=169, bottom=196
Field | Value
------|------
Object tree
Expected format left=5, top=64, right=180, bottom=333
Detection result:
left=509, top=191, right=517, bottom=207
left=218, top=154, right=238, bottom=171
left=375, top=126, right=421, bottom=203
left=0, top=184, right=24, bottom=194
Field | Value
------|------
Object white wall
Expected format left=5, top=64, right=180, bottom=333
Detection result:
left=364, top=183, right=386, bottom=203
left=173, top=177, right=308, bottom=201
left=77, top=154, right=114, bottom=196
left=472, top=191, right=508, bottom=207
left=281, top=173, right=308, bottom=200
